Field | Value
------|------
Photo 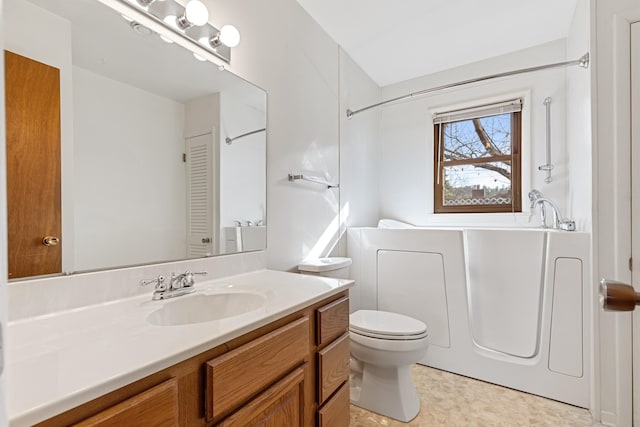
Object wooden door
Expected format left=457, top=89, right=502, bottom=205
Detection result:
left=5, top=50, right=61, bottom=278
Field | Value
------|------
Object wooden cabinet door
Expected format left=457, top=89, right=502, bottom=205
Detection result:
left=316, top=296, right=349, bottom=347
left=317, top=332, right=350, bottom=404
left=217, top=367, right=305, bottom=427
left=206, top=317, right=309, bottom=421
left=5, top=50, right=62, bottom=278
left=318, top=383, right=350, bottom=427
left=73, top=378, right=178, bottom=427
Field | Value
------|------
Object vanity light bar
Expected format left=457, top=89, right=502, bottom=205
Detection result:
left=121, top=0, right=236, bottom=63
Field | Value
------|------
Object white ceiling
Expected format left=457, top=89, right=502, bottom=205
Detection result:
left=295, top=0, right=579, bottom=87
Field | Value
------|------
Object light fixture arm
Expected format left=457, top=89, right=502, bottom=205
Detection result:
left=209, top=33, right=223, bottom=48
left=175, top=14, right=193, bottom=30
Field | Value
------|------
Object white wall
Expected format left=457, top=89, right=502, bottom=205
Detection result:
left=376, top=40, right=571, bottom=228
left=184, top=93, right=220, bottom=138
left=204, top=0, right=341, bottom=270
left=219, top=91, right=266, bottom=229
left=73, top=66, right=187, bottom=271
left=339, top=48, right=381, bottom=228
left=566, top=0, right=592, bottom=232
left=3, top=0, right=75, bottom=273
left=565, top=0, right=597, bottom=420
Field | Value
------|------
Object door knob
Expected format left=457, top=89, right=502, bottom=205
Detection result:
left=600, top=279, right=640, bottom=311
left=42, top=236, right=60, bottom=246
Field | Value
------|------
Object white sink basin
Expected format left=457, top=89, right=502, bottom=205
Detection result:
left=147, top=292, right=266, bottom=326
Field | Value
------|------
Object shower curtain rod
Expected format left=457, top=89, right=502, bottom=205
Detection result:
left=346, top=52, right=590, bottom=119
left=225, top=128, right=266, bottom=145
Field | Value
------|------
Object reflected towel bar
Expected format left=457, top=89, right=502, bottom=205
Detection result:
left=225, top=128, right=266, bottom=145
left=288, top=174, right=339, bottom=189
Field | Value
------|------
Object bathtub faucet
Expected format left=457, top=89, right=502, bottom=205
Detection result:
left=527, top=190, right=576, bottom=231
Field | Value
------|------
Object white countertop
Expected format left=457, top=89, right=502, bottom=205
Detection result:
left=7, top=269, right=353, bottom=426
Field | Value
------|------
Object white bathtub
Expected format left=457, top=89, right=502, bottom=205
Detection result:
left=346, top=221, right=591, bottom=408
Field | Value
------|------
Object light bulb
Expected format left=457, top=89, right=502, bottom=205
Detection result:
left=193, top=53, right=207, bottom=62
left=219, top=25, right=240, bottom=47
left=163, top=15, right=178, bottom=28
left=184, top=0, right=209, bottom=26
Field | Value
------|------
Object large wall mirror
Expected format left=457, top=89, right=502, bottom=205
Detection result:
left=4, top=0, right=267, bottom=280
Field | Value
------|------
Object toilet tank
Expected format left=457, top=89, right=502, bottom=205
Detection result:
left=298, top=257, right=352, bottom=279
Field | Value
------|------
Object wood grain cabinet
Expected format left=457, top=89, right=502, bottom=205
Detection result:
left=37, top=291, right=350, bottom=427
left=217, top=367, right=305, bottom=427
left=205, top=317, right=310, bottom=422
left=318, top=383, right=350, bottom=427
left=73, top=378, right=179, bottom=427
left=315, top=296, right=350, bottom=426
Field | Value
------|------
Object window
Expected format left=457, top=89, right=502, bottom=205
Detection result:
left=433, top=99, right=522, bottom=213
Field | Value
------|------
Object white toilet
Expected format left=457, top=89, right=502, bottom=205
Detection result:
left=298, top=257, right=429, bottom=422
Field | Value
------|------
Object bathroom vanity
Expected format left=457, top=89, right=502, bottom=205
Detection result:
left=8, top=270, right=352, bottom=426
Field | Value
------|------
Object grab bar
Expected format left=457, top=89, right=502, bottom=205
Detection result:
left=538, top=97, right=554, bottom=183
left=288, top=174, right=339, bottom=189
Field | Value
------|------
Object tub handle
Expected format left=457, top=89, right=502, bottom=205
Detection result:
left=600, top=279, right=640, bottom=311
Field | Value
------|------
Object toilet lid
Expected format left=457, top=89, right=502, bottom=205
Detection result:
left=349, top=310, right=427, bottom=338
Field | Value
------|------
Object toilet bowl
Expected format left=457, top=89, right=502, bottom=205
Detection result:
left=349, top=310, right=428, bottom=422
left=298, top=257, right=429, bottom=423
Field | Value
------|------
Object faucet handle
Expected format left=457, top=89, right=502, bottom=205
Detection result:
left=528, top=189, right=543, bottom=208
left=140, top=275, right=166, bottom=291
left=559, top=219, right=576, bottom=231
left=190, top=271, right=208, bottom=276
left=184, top=271, right=207, bottom=287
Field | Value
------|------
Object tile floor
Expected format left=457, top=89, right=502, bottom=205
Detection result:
left=350, top=365, right=603, bottom=426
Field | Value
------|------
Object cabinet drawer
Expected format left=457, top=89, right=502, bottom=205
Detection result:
left=318, top=382, right=350, bottom=427
left=73, top=378, right=178, bottom=427
left=206, top=316, right=309, bottom=421
left=317, top=332, right=350, bottom=404
left=218, top=366, right=305, bottom=427
left=316, top=296, right=349, bottom=347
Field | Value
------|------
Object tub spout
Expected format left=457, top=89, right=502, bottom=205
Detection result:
left=533, top=197, right=561, bottom=229
left=527, top=189, right=575, bottom=230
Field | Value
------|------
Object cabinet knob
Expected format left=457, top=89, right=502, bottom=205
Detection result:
left=202, top=237, right=211, bottom=244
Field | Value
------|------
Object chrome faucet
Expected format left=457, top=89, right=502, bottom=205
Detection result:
left=528, top=189, right=576, bottom=231
left=140, top=271, right=208, bottom=300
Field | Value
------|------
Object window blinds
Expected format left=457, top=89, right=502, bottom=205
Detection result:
left=433, top=99, right=522, bottom=125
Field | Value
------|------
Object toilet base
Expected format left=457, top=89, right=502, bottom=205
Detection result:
left=349, top=360, right=420, bottom=422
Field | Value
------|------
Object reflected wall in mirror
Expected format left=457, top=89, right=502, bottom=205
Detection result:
left=3, top=0, right=267, bottom=280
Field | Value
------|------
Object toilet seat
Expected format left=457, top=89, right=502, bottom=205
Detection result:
left=350, top=328, right=428, bottom=340
left=350, top=310, right=428, bottom=340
